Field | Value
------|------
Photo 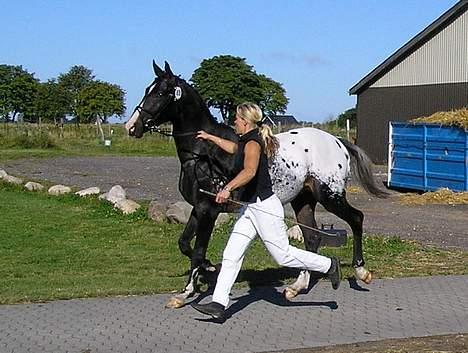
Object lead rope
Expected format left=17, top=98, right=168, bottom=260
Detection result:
left=199, top=189, right=339, bottom=238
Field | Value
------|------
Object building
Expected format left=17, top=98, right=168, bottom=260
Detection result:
left=264, top=114, right=299, bottom=126
left=349, top=0, right=468, bottom=163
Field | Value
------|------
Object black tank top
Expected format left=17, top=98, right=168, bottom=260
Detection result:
left=234, top=129, right=274, bottom=202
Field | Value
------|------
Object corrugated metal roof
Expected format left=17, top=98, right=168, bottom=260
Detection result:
left=349, top=0, right=468, bottom=95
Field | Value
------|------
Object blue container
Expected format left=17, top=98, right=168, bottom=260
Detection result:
left=388, top=122, right=468, bottom=192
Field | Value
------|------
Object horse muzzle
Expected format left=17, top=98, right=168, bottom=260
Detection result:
left=126, top=120, right=144, bottom=138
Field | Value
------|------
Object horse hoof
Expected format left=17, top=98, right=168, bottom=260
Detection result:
left=363, top=271, right=372, bottom=284
left=166, top=296, right=185, bottom=309
left=355, top=266, right=372, bottom=284
left=283, top=287, right=298, bottom=300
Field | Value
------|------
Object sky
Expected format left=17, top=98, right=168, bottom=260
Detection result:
left=1, top=0, right=460, bottom=123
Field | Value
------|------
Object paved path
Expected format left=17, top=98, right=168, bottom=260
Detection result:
left=1, top=275, right=467, bottom=353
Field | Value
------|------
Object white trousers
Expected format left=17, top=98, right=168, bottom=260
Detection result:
left=212, top=194, right=332, bottom=307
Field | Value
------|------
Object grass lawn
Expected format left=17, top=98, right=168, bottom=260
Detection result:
left=0, top=182, right=467, bottom=304
left=0, top=124, right=177, bottom=162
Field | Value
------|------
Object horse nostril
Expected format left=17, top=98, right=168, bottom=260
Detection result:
left=129, top=126, right=135, bottom=136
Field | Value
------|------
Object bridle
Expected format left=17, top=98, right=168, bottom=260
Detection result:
left=134, top=81, right=199, bottom=138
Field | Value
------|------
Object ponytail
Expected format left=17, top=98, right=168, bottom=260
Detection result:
left=236, top=102, right=279, bottom=159
left=258, top=124, right=279, bottom=159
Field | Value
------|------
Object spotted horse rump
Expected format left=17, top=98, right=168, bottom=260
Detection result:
left=272, top=128, right=350, bottom=203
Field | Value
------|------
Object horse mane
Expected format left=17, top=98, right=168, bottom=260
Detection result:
left=177, top=76, right=238, bottom=142
left=177, top=77, right=218, bottom=125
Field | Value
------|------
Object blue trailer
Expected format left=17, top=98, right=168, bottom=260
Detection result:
left=388, top=122, right=468, bottom=192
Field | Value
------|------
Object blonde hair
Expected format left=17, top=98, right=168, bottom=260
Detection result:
left=236, top=102, right=279, bottom=159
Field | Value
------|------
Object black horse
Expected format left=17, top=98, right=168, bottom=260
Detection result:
left=126, top=61, right=388, bottom=308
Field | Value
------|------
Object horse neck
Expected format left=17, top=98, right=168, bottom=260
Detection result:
left=172, top=100, right=217, bottom=161
left=172, top=96, right=216, bottom=134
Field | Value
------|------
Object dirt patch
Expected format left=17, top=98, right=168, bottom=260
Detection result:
left=266, top=333, right=468, bottom=353
left=1, top=157, right=467, bottom=250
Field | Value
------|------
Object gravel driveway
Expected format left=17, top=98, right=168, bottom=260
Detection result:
left=1, top=156, right=467, bottom=250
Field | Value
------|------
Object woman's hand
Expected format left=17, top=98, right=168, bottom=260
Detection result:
left=196, top=130, right=211, bottom=141
left=215, top=188, right=231, bottom=204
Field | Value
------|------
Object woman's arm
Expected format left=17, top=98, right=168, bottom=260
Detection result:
left=215, top=140, right=260, bottom=203
left=197, top=130, right=238, bottom=154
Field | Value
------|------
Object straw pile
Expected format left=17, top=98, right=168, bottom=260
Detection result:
left=400, top=188, right=468, bottom=205
left=410, top=108, right=468, bottom=129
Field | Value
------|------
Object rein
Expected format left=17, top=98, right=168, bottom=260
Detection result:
left=149, top=126, right=198, bottom=138
left=199, top=189, right=338, bottom=237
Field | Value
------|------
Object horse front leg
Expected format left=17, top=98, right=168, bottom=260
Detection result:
left=166, top=209, right=218, bottom=309
left=166, top=211, right=198, bottom=309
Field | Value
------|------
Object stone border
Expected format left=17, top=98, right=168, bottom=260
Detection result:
left=0, top=168, right=238, bottom=228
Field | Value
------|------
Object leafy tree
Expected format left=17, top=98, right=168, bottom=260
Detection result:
left=258, top=74, right=288, bottom=117
left=0, top=65, right=39, bottom=122
left=191, top=55, right=265, bottom=124
left=34, top=79, right=71, bottom=124
left=337, top=107, right=357, bottom=128
left=57, top=65, right=95, bottom=122
left=76, top=81, right=125, bottom=142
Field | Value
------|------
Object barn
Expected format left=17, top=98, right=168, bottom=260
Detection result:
left=349, top=0, right=468, bottom=163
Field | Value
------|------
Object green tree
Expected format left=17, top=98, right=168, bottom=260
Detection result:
left=57, top=65, right=95, bottom=122
left=76, top=81, right=125, bottom=142
left=0, top=65, right=39, bottom=122
left=258, top=74, right=289, bottom=117
left=34, top=79, right=71, bottom=125
left=337, top=107, right=357, bottom=128
left=191, top=55, right=265, bottom=124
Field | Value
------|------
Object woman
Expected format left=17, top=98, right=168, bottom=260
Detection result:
left=192, top=103, right=341, bottom=321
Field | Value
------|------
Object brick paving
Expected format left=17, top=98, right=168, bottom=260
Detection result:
left=1, top=275, right=467, bottom=353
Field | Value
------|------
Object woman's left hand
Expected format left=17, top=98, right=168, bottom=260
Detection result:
left=196, top=130, right=211, bottom=141
left=215, top=189, right=231, bottom=204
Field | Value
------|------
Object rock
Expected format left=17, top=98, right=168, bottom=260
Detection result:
left=48, top=185, right=72, bottom=195
left=0, top=169, right=7, bottom=179
left=287, top=225, right=303, bottom=242
left=148, top=200, right=168, bottom=222
left=99, top=185, right=126, bottom=204
left=215, top=213, right=232, bottom=227
left=284, top=203, right=297, bottom=221
left=115, top=199, right=141, bottom=215
left=4, top=175, right=23, bottom=185
left=166, top=201, right=193, bottom=224
left=24, top=181, right=44, bottom=191
left=76, top=187, right=100, bottom=197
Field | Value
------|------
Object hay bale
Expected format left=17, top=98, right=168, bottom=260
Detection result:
left=400, top=188, right=468, bottom=205
left=410, top=108, right=468, bottom=129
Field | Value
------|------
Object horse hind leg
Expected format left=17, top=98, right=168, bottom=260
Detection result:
left=320, top=192, right=372, bottom=284
left=283, top=191, right=319, bottom=300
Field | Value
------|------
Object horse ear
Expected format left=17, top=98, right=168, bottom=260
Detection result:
left=153, top=60, right=165, bottom=78
left=164, top=61, right=174, bottom=77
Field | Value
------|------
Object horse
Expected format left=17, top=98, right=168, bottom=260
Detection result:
left=125, top=61, right=388, bottom=308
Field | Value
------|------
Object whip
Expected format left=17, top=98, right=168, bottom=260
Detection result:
left=199, top=188, right=344, bottom=238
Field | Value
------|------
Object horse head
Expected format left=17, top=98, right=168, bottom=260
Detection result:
left=125, top=61, right=187, bottom=138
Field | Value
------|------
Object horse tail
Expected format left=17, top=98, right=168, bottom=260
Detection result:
left=339, top=138, right=390, bottom=198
